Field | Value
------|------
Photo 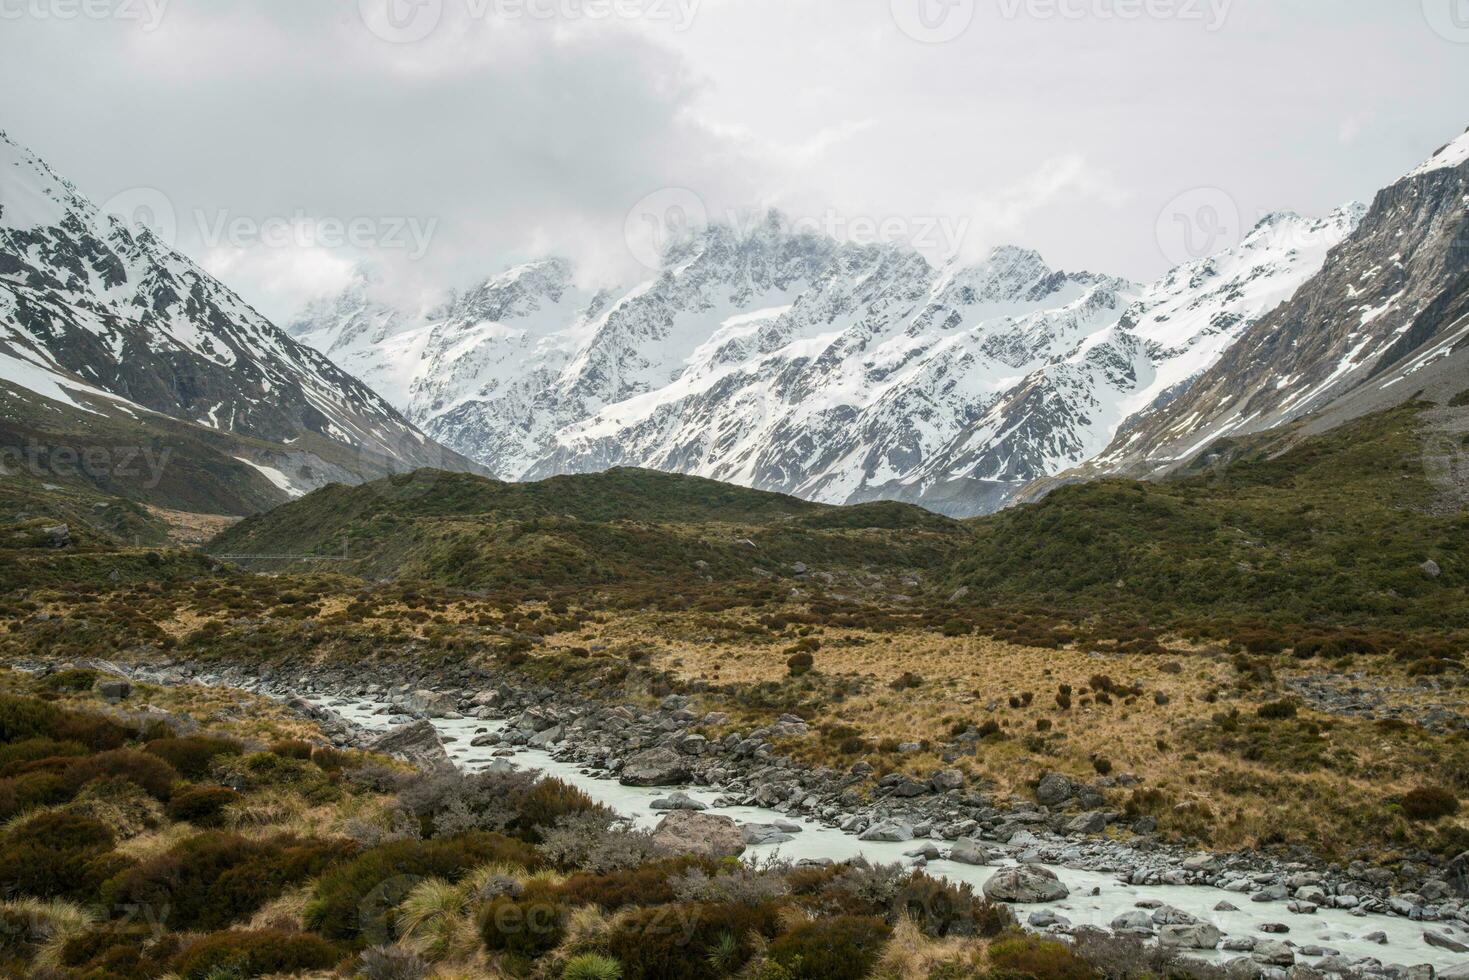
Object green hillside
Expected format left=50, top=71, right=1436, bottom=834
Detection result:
left=946, top=401, right=1468, bottom=630
left=206, top=467, right=964, bottom=594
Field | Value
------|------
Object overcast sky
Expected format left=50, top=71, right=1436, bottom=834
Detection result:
left=2, top=0, right=1467, bottom=321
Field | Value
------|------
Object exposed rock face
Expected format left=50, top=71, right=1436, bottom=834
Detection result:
left=94, top=678, right=131, bottom=703
left=1035, top=772, right=1076, bottom=806
left=0, top=130, right=471, bottom=503
left=1158, top=922, right=1223, bottom=949
left=1092, top=129, right=1469, bottom=479
left=652, top=811, right=745, bottom=859
left=618, top=747, right=691, bottom=787
left=981, top=864, right=1070, bottom=903
left=370, top=720, right=454, bottom=774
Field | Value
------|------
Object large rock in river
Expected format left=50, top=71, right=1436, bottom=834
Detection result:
left=653, top=811, right=746, bottom=859
left=619, top=747, right=691, bottom=787
left=982, top=864, right=1070, bottom=903
left=370, top=720, right=455, bottom=774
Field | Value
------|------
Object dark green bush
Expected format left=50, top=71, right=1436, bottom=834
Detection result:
left=0, top=812, right=123, bottom=901
left=58, top=925, right=173, bottom=979
left=102, top=832, right=353, bottom=931
left=0, top=737, right=86, bottom=775
left=986, top=933, right=1099, bottom=980
left=478, top=882, right=568, bottom=958
left=510, top=777, right=606, bottom=842
left=599, top=901, right=781, bottom=980
left=0, top=694, right=62, bottom=744
left=1256, top=700, right=1298, bottom=720
left=0, top=770, right=69, bottom=820
left=168, top=929, right=343, bottom=979
left=306, top=833, right=538, bottom=945
left=765, top=915, right=891, bottom=980
left=786, top=651, right=814, bottom=677
left=553, top=857, right=712, bottom=910
left=51, top=711, right=131, bottom=751
left=1401, top=785, right=1461, bottom=821
left=895, top=873, right=1013, bottom=939
left=61, top=749, right=178, bottom=801
left=144, top=736, right=243, bottom=780
left=268, top=739, right=315, bottom=759
left=38, top=669, right=99, bottom=693
left=165, top=785, right=240, bottom=827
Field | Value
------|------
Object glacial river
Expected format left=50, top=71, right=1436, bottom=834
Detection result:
left=313, top=695, right=1468, bottom=973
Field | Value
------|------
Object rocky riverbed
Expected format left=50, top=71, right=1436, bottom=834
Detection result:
left=50, top=657, right=1469, bottom=978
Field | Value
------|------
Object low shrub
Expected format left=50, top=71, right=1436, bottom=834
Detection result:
left=167, top=928, right=343, bottom=979
left=0, top=737, right=87, bottom=775
left=268, top=739, right=315, bottom=759
left=764, top=915, right=890, bottom=980
left=1256, top=700, right=1298, bottom=721
left=786, top=652, right=814, bottom=677
left=478, top=882, right=568, bottom=958
left=211, top=751, right=338, bottom=804
left=165, top=785, right=240, bottom=827
left=598, top=901, right=782, bottom=980
left=894, top=873, right=1013, bottom=939
left=102, top=832, right=353, bottom=931
left=58, top=924, right=173, bottom=979
left=38, top=669, right=99, bottom=693
left=306, top=832, right=538, bottom=945
left=986, top=933, right=1099, bottom=980
left=1401, top=785, right=1461, bottom=821
left=0, top=695, right=63, bottom=744
left=890, top=672, right=923, bottom=691
left=554, top=857, right=710, bottom=910
left=0, top=770, right=69, bottom=820
left=144, top=736, right=243, bottom=780
left=0, top=812, right=123, bottom=902
left=563, top=952, right=624, bottom=980
left=61, top=749, right=177, bottom=801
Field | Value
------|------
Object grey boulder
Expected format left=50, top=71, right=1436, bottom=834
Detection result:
left=619, top=747, right=691, bottom=787
left=652, top=811, right=745, bottom=859
left=982, top=864, right=1070, bottom=903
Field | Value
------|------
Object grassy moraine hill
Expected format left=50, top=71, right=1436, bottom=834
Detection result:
left=205, top=467, right=967, bottom=596
left=946, top=400, right=1469, bottom=640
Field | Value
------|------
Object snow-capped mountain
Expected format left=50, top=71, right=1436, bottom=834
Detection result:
left=0, top=130, right=471, bottom=501
left=1092, top=127, right=1469, bottom=476
left=292, top=204, right=1362, bottom=515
